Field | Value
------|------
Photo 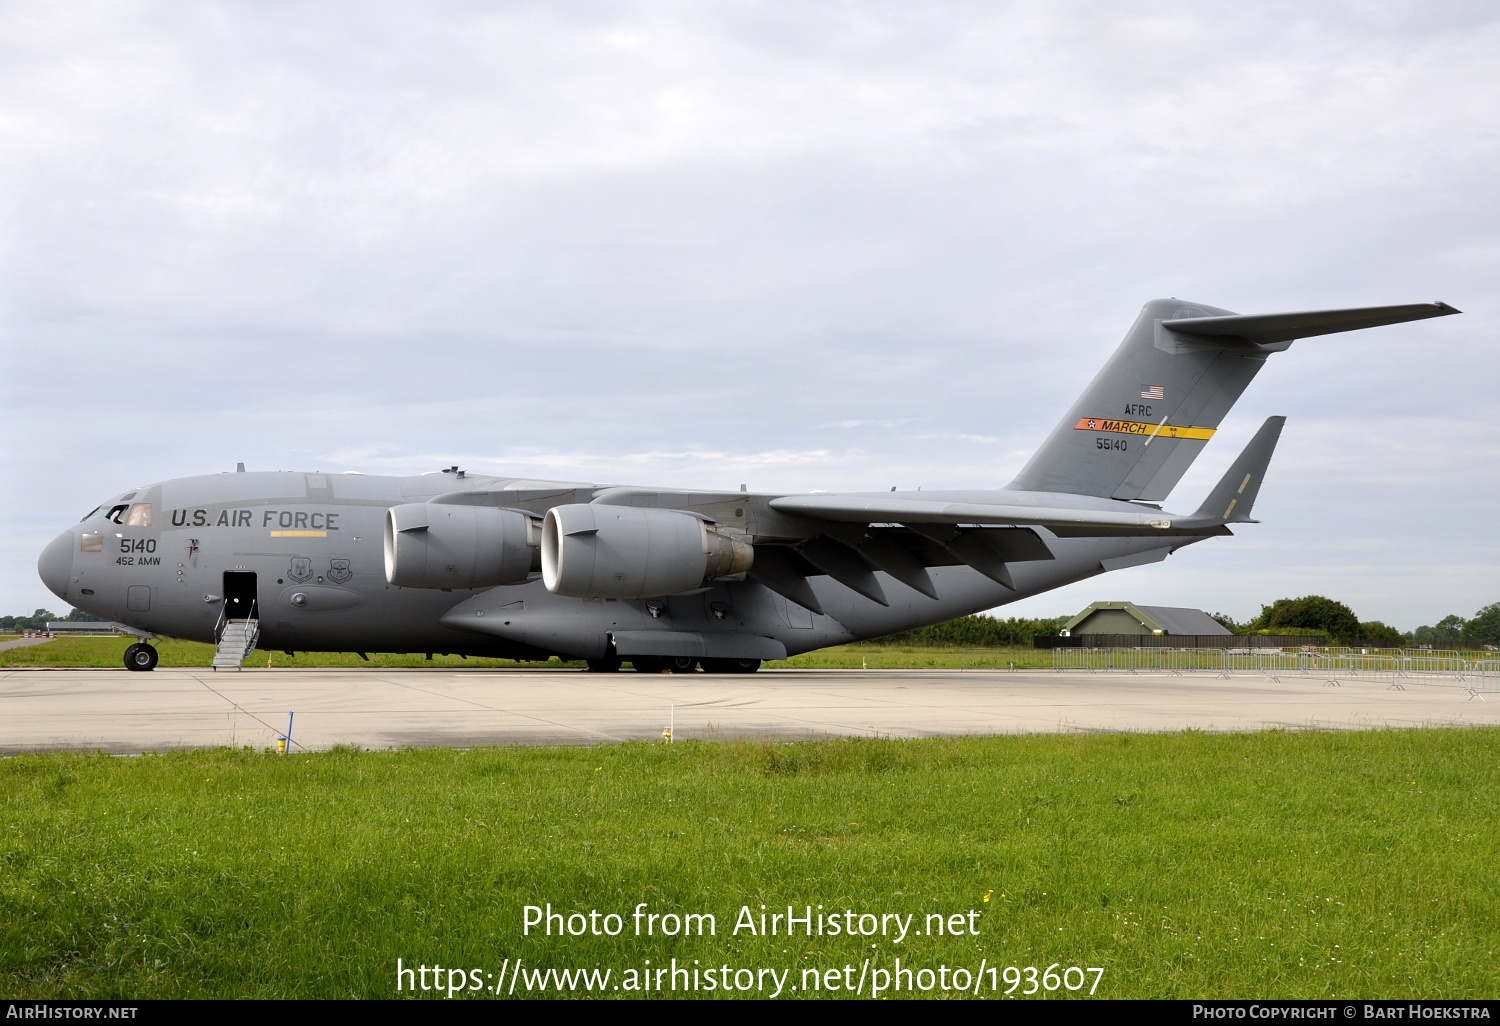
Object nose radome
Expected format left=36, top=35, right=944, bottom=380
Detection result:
left=38, top=531, right=73, bottom=602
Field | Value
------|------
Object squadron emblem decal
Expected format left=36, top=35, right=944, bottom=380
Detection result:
left=288, top=556, right=314, bottom=583
left=328, top=558, right=353, bottom=585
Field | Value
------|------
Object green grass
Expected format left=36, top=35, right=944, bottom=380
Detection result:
left=0, top=636, right=583, bottom=670
left=772, top=644, right=1052, bottom=670
left=0, top=636, right=1050, bottom=670
left=2, top=730, right=1497, bottom=999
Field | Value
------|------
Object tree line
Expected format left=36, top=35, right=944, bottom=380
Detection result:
left=875, top=615, right=1070, bottom=647
left=873, top=597, right=1500, bottom=649
left=1210, top=596, right=1500, bottom=649
left=0, top=608, right=102, bottom=632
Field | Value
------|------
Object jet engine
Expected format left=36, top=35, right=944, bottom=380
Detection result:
left=384, top=503, right=538, bottom=590
left=541, top=503, right=753, bottom=599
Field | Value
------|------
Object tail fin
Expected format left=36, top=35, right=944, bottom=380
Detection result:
left=1008, top=299, right=1458, bottom=501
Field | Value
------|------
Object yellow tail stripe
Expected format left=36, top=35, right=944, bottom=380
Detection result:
left=1073, top=418, right=1216, bottom=441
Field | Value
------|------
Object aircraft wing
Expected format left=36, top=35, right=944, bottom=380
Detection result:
left=757, top=494, right=1202, bottom=611
left=750, top=415, right=1289, bottom=610
left=768, top=494, right=1178, bottom=531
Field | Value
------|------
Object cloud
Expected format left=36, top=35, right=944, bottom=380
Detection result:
left=819, top=419, right=913, bottom=429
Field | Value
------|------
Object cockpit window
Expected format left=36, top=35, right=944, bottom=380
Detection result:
left=84, top=491, right=145, bottom=523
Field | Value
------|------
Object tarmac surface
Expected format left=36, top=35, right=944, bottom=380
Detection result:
left=0, top=637, right=54, bottom=652
left=2, top=665, right=1497, bottom=753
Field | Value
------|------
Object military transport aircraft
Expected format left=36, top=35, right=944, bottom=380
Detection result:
left=38, top=298, right=1458, bottom=673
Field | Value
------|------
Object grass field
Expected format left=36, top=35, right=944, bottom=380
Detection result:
left=2, top=729, right=1497, bottom=999
left=0, top=635, right=1055, bottom=670
left=0, top=635, right=583, bottom=670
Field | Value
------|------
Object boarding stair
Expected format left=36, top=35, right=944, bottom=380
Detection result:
left=213, top=618, right=259, bottom=670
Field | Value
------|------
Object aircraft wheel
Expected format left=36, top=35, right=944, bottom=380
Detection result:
left=665, top=656, right=698, bottom=674
left=631, top=657, right=665, bottom=673
left=124, top=643, right=159, bottom=672
left=701, top=658, right=760, bottom=674
left=585, top=657, right=623, bottom=673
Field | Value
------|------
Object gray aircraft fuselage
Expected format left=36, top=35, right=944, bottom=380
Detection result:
left=37, top=470, right=1182, bottom=660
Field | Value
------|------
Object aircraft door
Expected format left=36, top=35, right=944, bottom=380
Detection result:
left=222, top=571, right=259, bottom=621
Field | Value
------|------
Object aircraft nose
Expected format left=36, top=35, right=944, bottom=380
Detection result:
left=37, top=531, right=74, bottom=602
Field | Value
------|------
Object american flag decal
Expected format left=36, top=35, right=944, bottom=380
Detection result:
left=1140, top=384, right=1165, bottom=400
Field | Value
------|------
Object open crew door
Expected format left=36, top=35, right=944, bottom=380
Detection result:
left=222, top=570, right=258, bottom=621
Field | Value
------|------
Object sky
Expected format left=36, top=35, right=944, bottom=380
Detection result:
left=2, top=0, right=1496, bottom=631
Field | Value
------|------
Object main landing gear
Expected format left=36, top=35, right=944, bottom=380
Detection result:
left=583, top=655, right=762, bottom=674
left=123, top=642, right=159, bottom=672
left=632, top=656, right=700, bottom=674
left=701, top=658, right=760, bottom=674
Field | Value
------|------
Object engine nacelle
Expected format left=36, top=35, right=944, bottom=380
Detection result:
left=541, top=503, right=753, bottom=599
left=384, top=503, right=537, bottom=590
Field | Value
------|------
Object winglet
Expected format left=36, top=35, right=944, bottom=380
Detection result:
left=1185, top=416, right=1286, bottom=524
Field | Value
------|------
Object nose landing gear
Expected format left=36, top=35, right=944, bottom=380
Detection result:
left=631, top=656, right=699, bottom=673
left=123, top=642, right=159, bottom=671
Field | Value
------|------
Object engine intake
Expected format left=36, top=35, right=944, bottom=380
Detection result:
left=541, top=504, right=753, bottom=599
left=384, top=503, right=537, bottom=589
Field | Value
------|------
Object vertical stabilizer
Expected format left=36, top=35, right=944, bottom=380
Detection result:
left=1008, top=298, right=1458, bottom=501
left=1009, top=299, right=1266, bottom=501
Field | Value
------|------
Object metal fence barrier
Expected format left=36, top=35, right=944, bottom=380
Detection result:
left=1050, top=647, right=1499, bottom=696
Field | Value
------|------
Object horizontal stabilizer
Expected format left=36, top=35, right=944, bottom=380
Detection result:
left=1162, top=302, right=1459, bottom=347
